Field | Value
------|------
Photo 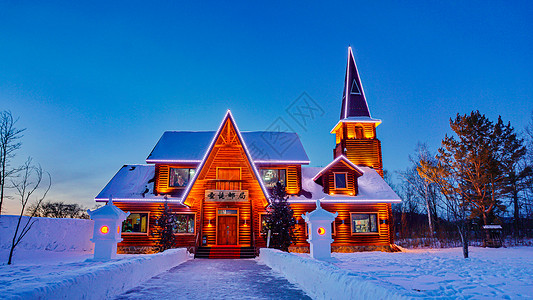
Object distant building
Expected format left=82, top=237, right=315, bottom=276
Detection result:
left=95, top=47, right=401, bottom=256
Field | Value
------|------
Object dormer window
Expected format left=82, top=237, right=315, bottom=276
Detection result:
left=334, top=172, right=347, bottom=189
left=169, top=168, right=196, bottom=188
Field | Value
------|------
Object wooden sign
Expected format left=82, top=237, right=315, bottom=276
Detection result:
left=205, top=190, right=249, bottom=202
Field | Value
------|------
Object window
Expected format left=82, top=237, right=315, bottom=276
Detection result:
left=122, top=213, right=149, bottom=234
left=173, top=214, right=195, bottom=234
left=216, top=168, right=241, bottom=190
left=260, top=213, right=268, bottom=234
left=218, top=209, right=238, bottom=215
left=169, top=168, right=196, bottom=187
left=334, top=173, right=347, bottom=189
left=354, top=126, right=364, bottom=139
left=351, top=213, right=378, bottom=234
left=261, top=169, right=286, bottom=188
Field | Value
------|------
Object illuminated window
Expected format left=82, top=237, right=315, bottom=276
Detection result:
left=334, top=173, right=347, bottom=189
left=354, top=126, right=364, bottom=139
left=350, top=213, right=378, bottom=233
left=169, top=168, right=196, bottom=187
left=261, top=169, right=286, bottom=188
left=173, top=214, right=195, bottom=234
left=122, top=213, right=149, bottom=234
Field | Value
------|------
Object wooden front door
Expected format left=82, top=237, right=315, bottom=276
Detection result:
left=217, top=216, right=238, bottom=245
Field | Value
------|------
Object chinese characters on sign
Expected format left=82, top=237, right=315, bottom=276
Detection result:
left=204, top=190, right=249, bottom=202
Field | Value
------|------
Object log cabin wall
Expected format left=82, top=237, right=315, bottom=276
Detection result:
left=114, top=202, right=197, bottom=252
left=291, top=203, right=392, bottom=247
left=333, top=123, right=383, bottom=177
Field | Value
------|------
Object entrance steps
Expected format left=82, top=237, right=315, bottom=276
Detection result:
left=195, top=246, right=256, bottom=259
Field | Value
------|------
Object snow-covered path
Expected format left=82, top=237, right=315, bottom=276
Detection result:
left=116, top=259, right=311, bottom=300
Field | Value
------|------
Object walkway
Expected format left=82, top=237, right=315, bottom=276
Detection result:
left=115, top=259, right=311, bottom=300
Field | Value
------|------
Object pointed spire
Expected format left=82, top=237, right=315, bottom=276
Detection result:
left=340, top=47, right=371, bottom=119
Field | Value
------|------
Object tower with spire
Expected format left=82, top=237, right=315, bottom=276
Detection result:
left=331, top=47, right=383, bottom=176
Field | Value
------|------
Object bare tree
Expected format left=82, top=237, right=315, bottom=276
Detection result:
left=418, top=157, right=470, bottom=258
left=28, top=201, right=89, bottom=219
left=0, top=111, right=26, bottom=215
left=7, top=158, right=51, bottom=265
left=399, top=144, right=439, bottom=237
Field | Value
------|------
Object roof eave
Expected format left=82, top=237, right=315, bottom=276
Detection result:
left=330, top=118, right=382, bottom=134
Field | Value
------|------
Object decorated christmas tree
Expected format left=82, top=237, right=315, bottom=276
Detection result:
left=154, top=201, right=177, bottom=252
left=262, top=181, right=296, bottom=252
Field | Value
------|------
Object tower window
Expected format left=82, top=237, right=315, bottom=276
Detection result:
left=354, top=126, right=364, bottom=139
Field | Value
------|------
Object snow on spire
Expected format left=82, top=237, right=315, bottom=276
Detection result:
left=340, top=47, right=371, bottom=119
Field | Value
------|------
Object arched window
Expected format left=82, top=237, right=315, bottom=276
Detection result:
left=354, top=126, right=364, bottom=139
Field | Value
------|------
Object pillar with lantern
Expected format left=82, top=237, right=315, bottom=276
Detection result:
left=88, top=196, right=130, bottom=260
left=302, top=199, right=338, bottom=260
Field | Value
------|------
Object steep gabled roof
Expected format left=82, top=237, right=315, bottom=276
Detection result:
left=332, top=47, right=381, bottom=133
left=312, top=155, right=364, bottom=182
left=340, top=47, right=372, bottom=119
left=181, top=110, right=270, bottom=206
left=146, top=131, right=309, bottom=164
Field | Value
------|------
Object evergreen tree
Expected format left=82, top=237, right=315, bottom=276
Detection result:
left=154, top=201, right=177, bottom=252
left=262, top=181, right=296, bottom=252
left=418, top=111, right=528, bottom=255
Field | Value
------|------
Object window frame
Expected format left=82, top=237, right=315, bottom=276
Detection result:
left=260, top=168, right=287, bottom=189
left=122, top=211, right=150, bottom=235
left=172, top=213, right=196, bottom=235
left=350, top=212, right=380, bottom=235
left=333, top=172, right=348, bottom=190
left=168, top=167, right=196, bottom=188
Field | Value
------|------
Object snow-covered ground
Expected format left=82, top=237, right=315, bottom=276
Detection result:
left=261, top=247, right=533, bottom=299
left=330, top=247, right=533, bottom=299
left=0, top=215, right=190, bottom=299
left=0, top=248, right=190, bottom=299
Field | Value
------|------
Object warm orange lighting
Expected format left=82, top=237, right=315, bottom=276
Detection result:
left=317, top=227, right=326, bottom=235
left=100, top=225, right=109, bottom=234
left=117, top=226, right=120, bottom=234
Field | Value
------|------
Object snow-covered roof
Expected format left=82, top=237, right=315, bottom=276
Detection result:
left=94, top=165, right=183, bottom=203
left=289, top=166, right=401, bottom=203
left=96, top=165, right=401, bottom=204
left=312, top=155, right=364, bottom=182
left=146, top=131, right=310, bottom=164
left=87, top=199, right=129, bottom=219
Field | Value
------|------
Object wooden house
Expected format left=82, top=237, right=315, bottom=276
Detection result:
left=95, top=47, right=401, bottom=257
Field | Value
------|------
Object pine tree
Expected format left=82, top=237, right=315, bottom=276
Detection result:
left=262, top=181, right=296, bottom=252
left=154, top=201, right=177, bottom=252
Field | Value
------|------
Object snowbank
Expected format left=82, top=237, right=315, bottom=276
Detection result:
left=2, top=248, right=190, bottom=299
left=0, top=215, right=94, bottom=252
left=332, top=247, right=533, bottom=299
left=258, top=248, right=411, bottom=300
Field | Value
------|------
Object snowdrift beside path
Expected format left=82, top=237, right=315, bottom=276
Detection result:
left=0, top=215, right=94, bottom=252
left=258, top=248, right=411, bottom=300
left=1, top=248, right=190, bottom=299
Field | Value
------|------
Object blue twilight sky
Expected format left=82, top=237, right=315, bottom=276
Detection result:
left=1, top=1, right=532, bottom=214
